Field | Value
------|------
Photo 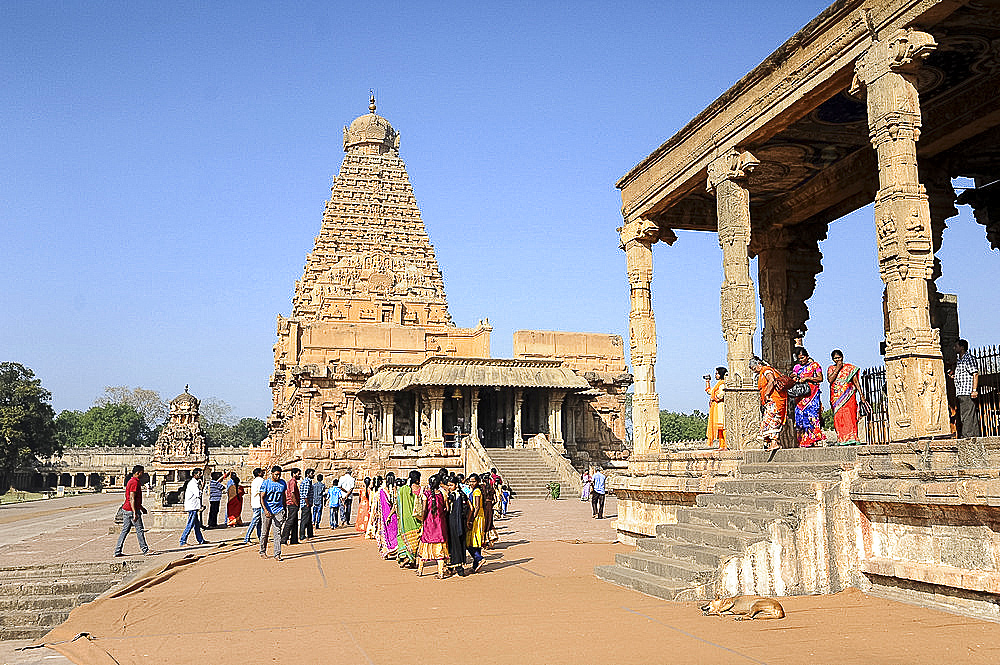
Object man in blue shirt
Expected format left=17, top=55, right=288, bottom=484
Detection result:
left=258, top=466, right=288, bottom=560
left=311, top=473, right=326, bottom=529
left=327, top=479, right=342, bottom=528
left=591, top=466, right=607, bottom=519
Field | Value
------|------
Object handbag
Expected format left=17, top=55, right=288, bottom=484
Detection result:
left=787, top=381, right=810, bottom=400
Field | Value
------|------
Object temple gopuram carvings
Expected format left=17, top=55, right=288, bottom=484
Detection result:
left=265, top=97, right=631, bottom=475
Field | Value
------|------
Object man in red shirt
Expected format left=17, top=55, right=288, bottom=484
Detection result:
left=280, top=468, right=301, bottom=546
left=114, top=465, right=156, bottom=557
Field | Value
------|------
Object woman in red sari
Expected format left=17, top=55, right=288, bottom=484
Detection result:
left=792, top=347, right=825, bottom=447
left=827, top=349, right=869, bottom=445
left=225, top=472, right=244, bottom=526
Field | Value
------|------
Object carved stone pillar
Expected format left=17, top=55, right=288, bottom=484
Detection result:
left=566, top=398, right=577, bottom=447
left=513, top=388, right=524, bottom=447
left=427, top=388, right=445, bottom=445
left=619, top=218, right=662, bottom=456
left=922, top=162, right=960, bottom=363
left=755, top=227, right=794, bottom=371
left=708, top=149, right=762, bottom=450
left=381, top=394, right=395, bottom=445
left=851, top=28, right=948, bottom=441
left=549, top=390, right=566, bottom=445
left=470, top=389, right=481, bottom=445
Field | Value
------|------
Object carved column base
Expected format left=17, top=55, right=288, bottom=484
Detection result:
left=885, top=354, right=948, bottom=442
left=724, top=387, right=762, bottom=451
left=632, top=393, right=661, bottom=457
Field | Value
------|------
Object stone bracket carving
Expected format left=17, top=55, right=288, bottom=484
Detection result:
left=707, top=149, right=759, bottom=193
left=851, top=28, right=937, bottom=92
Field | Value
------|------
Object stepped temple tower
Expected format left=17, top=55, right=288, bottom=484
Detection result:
left=265, top=98, right=632, bottom=476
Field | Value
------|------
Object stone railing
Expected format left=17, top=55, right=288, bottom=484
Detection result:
left=463, top=437, right=494, bottom=477
left=526, top=435, right=583, bottom=495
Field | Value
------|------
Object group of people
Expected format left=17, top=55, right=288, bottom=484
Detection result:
left=356, top=467, right=511, bottom=577
left=578, top=466, right=608, bottom=519
left=251, top=466, right=357, bottom=559
left=749, top=347, right=870, bottom=449
left=206, top=470, right=245, bottom=529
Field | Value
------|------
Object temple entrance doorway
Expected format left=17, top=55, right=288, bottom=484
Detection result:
left=521, top=389, right=549, bottom=440
left=477, top=387, right=512, bottom=448
left=393, top=392, right=415, bottom=445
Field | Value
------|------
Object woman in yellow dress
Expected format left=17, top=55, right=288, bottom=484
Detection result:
left=464, top=473, right=486, bottom=573
left=704, top=367, right=727, bottom=450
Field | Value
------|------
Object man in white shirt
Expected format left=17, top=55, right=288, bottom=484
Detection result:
left=338, top=468, right=356, bottom=526
left=180, top=467, right=208, bottom=546
left=243, top=467, right=265, bottom=544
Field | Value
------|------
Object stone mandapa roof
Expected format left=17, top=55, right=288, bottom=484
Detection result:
left=360, top=357, right=590, bottom=393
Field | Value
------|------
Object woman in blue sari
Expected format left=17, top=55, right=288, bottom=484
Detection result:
left=792, top=347, right=824, bottom=447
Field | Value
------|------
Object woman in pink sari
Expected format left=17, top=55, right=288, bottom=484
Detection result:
left=417, top=474, right=449, bottom=578
left=792, top=347, right=825, bottom=447
left=377, top=472, right=399, bottom=559
left=827, top=349, right=868, bottom=445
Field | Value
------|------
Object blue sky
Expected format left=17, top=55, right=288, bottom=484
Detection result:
left=3, top=1, right=997, bottom=419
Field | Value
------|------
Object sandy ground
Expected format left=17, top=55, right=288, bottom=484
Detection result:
left=16, top=495, right=1000, bottom=665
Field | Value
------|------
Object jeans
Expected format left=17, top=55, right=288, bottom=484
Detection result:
left=342, top=495, right=353, bottom=524
left=260, top=508, right=285, bottom=557
left=243, top=507, right=262, bottom=543
left=312, top=504, right=322, bottom=527
left=299, top=503, right=314, bottom=540
left=591, top=491, right=605, bottom=519
left=281, top=505, right=299, bottom=544
left=180, top=510, right=205, bottom=544
left=114, top=510, right=149, bottom=555
left=329, top=504, right=340, bottom=527
left=208, top=500, right=221, bottom=528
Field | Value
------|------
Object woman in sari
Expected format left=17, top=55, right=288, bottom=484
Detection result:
left=366, top=476, right=382, bottom=541
left=828, top=349, right=868, bottom=445
left=417, top=474, right=449, bottom=578
left=580, top=470, right=592, bottom=502
left=465, top=473, right=487, bottom=573
left=225, top=472, right=244, bottom=527
left=751, top=356, right=788, bottom=451
left=481, top=477, right=498, bottom=549
left=445, top=474, right=470, bottom=576
left=377, top=473, right=398, bottom=559
left=704, top=367, right=727, bottom=450
left=355, top=477, right=372, bottom=534
left=792, top=347, right=825, bottom=447
left=396, top=470, right=422, bottom=568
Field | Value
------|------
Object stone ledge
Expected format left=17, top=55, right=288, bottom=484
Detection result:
left=852, top=476, right=1000, bottom=506
left=861, top=557, right=1000, bottom=595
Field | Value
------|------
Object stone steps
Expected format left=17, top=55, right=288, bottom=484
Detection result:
left=0, top=560, right=142, bottom=642
left=483, top=449, right=565, bottom=498
left=597, top=452, right=848, bottom=600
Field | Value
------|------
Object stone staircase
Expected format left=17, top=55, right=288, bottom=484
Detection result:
left=596, top=447, right=857, bottom=600
left=484, top=448, right=566, bottom=499
left=0, top=560, right=143, bottom=640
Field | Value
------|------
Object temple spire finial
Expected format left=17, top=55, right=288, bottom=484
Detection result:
left=369, top=90, right=376, bottom=114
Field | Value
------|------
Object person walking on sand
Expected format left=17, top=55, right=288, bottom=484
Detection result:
left=180, top=468, right=208, bottom=547
left=298, top=468, right=314, bottom=541
left=243, top=467, right=265, bottom=544
left=338, top=468, right=356, bottom=526
left=281, top=468, right=301, bottom=545
left=114, top=465, right=155, bottom=557
left=591, top=466, right=606, bottom=519
left=259, top=466, right=287, bottom=561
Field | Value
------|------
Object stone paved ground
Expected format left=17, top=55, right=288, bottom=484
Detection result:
left=8, top=493, right=1000, bottom=664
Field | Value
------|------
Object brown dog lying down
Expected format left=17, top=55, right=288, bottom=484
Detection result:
left=701, top=595, right=785, bottom=620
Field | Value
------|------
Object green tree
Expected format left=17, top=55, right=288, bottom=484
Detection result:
left=0, top=362, right=59, bottom=483
left=95, top=386, right=167, bottom=428
left=54, top=409, right=83, bottom=448
left=659, top=409, right=709, bottom=443
left=73, top=403, right=151, bottom=447
left=231, top=417, right=268, bottom=447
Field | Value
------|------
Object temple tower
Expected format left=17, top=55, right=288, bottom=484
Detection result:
left=291, top=95, right=453, bottom=328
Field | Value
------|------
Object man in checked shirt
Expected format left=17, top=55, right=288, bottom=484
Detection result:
left=949, top=339, right=980, bottom=438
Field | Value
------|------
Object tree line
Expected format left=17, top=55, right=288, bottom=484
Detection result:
left=1, top=362, right=267, bottom=483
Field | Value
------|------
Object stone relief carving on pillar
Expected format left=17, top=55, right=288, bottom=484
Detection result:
left=853, top=28, right=948, bottom=441
left=707, top=148, right=762, bottom=450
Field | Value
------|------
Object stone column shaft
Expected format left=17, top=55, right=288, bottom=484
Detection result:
left=549, top=391, right=566, bottom=445
left=427, top=388, right=445, bottom=445
left=852, top=28, right=948, bottom=440
left=470, top=389, right=481, bottom=445
left=708, top=149, right=762, bottom=450
left=381, top=394, right=395, bottom=445
left=620, top=218, right=661, bottom=456
left=513, top=388, right=523, bottom=448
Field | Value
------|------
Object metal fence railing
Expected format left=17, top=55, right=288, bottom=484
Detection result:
left=860, top=343, right=1000, bottom=444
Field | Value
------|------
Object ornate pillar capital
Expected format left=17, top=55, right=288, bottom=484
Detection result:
left=706, top=149, right=759, bottom=193
left=618, top=218, right=660, bottom=250
left=850, top=29, right=936, bottom=91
